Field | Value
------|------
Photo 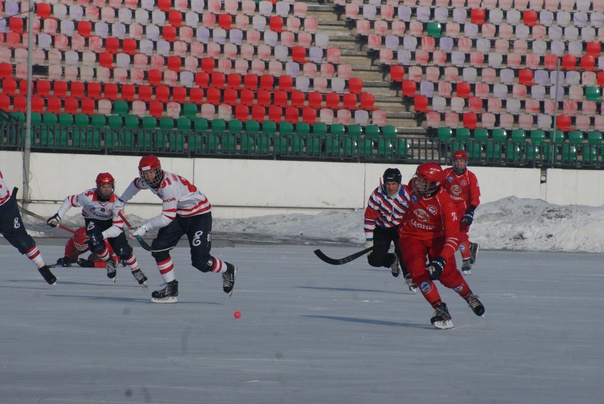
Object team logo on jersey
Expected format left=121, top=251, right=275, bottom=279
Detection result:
left=450, top=184, right=462, bottom=196
left=447, top=176, right=454, bottom=183
left=420, top=281, right=432, bottom=293
left=414, top=208, right=430, bottom=223
left=427, top=205, right=438, bottom=215
left=460, top=180, right=468, bottom=187
left=13, top=217, right=20, bottom=229
left=410, top=194, right=419, bottom=204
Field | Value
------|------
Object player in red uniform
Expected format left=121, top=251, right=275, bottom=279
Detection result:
left=47, top=173, right=148, bottom=286
left=363, top=168, right=417, bottom=292
left=117, top=154, right=237, bottom=303
left=55, top=227, right=121, bottom=270
left=443, top=150, right=480, bottom=275
left=398, top=162, right=485, bottom=329
left=0, top=170, right=56, bottom=284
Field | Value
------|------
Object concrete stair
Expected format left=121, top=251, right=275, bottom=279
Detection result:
left=306, top=3, right=427, bottom=136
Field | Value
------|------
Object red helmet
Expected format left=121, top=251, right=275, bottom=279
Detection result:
left=138, top=154, right=164, bottom=188
left=413, top=162, right=444, bottom=196
left=452, top=150, right=468, bottom=174
left=95, top=172, right=115, bottom=199
left=453, top=150, right=468, bottom=160
left=73, top=227, right=89, bottom=252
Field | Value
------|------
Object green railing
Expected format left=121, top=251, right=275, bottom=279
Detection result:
left=1, top=121, right=603, bottom=169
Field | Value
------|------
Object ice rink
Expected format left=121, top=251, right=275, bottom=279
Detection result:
left=1, top=240, right=602, bottom=404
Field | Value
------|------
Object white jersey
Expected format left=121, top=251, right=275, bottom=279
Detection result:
left=119, top=171, right=211, bottom=231
left=56, top=189, right=124, bottom=239
left=0, top=171, right=11, bottom=207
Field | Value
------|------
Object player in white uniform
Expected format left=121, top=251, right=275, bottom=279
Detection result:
left=0, top=170, right=56, bottom=284
left=118, top=155, right=237, bottom=303
left=46, top=173, right=147, bottom=285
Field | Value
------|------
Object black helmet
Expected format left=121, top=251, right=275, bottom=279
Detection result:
left=383, top=168, right=402, bottom=184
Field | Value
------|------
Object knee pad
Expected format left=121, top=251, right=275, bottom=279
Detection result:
left=193, top=257, right=214, bottom=273
left=116, top=243, right=133, bottom=260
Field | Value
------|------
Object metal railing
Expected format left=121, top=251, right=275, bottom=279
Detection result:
left=1, top=121, right=603, bottom=169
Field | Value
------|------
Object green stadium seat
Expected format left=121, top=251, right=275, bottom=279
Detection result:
left=183, top=104, right=198, bottom=118
left=228, top=119, right=243, bottom=133
left=492, top=129, right=507, bottom=142
left=211, top=119, right=226, bottom=132
left=108, top=115, right=123, bottom=128
left=177, top=117, right=191, bottom=132
left=437, top=127, right=452, bottom=142
left=296, top=122, right=310, bottom=135
left=169, top=133, right=184, bottom=152
left=124, top=115, right=139, bottom=129
left=585, top=86, right=602, bottom=102
left=159, top=117, right=174, bottom=131
left=377, top=138, right=394, bottom=157
left=91, top=115, right=105, bottom=128
left=141, top=116, right=157, bottom=129
left=530, top=130, right=546, bottom=144
left=365, top=124, right=380, bottom=137
left=279, top=122, right=293, bottom=136
left=10, top=111, right=25, bottom=122
left=112, top=100, right=129, bottom=116
left=244, top=120, right=260, bottom=133
left=262, top=121, right=277, bottom=136
left=587, top=131, right=603, bottom=144
left=473, top=128, right=488, bottom=142
left=511, top=129, right=526, bottom=143
left=330, top=123, right=345, bottom=136
left=43, top=112, right=58, bottom=125
left=382, top=125, right=397, bottom=138
left=427, top=21, right=442, bottom=38
left=568, top=131, right=584, bottom=144
left=348, top=124, right=362, bottom=137
left=74, top=114, right=89, bottom=127
left=396, top=139, right=409, bottom=159
left=193, top=117, right=208, bottom=132
left=549, top=130, right=564, bottom=144
left=59, top=113, right=73, bottom=126
left=312, top=123, right=327, bottom=136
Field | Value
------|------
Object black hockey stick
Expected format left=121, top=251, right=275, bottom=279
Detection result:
left=118, top=211, right=174, bottom=253
left=16, top=191, right=77, bottom=235
left=313, top=246, right=374, bottom=265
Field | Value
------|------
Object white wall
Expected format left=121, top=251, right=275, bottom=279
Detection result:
left=2, top=151, right=602, bottom=219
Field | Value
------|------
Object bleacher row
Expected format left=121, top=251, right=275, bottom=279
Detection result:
left=0, top=0, right=387, bottom=133
left=332, top=0, right=604, bottom=141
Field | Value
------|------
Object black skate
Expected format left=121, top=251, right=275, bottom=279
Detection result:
left=38, top=265, right=57, bottom=285
left=106, top=260, right=117, bottom=282
left=390, top=255, right=400, bottom=278
left=404, top=274, right=418, bottom=294
left=469, top=242, right=479, bottom=264
left=430, top=302, right=454, bottom=330
left=151, top=280, right=178, bottom=304
left=131, top=269, right=148, bottom=287
left=223, top=263, right=237, bottom=296
left=461, top=259, right=472, bottom=276
left=464, top=293, right=485, bottom=316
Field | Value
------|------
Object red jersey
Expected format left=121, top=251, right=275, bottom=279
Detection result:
left=399, top=188, right=460, bottom=261
left=64, top=229, right=118, bottom=267
left=442, top=168, right=480, bottom=212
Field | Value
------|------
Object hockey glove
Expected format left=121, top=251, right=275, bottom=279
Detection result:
left=47, top=213, right=61, bottom=228
left=426, top=256, right=446, bottom=280
left=56, top=256, right=72, bottom=267
left=130, top=225, right=149, bottom=239
left=89, top=232, right=104, bottom=248
left=77, top=258, right=94, bottom=267
left=461, top=206, right=476, bottom=227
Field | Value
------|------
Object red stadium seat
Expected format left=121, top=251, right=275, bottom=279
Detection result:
left=0, top=95, right=10, bottom=110
left=518, top=69, right=534, bottom=86
left=308, top=92, right=323, bottom=109
left=201, top=57, right=215, bottom=73
left=586, top=42, right=601, bottom=57
left=87, top=82, right=102, bottom=99
left=138, top=85, right=153, bottom=102
left=36, top=3, right=51, bottom=18
left=149, top=101, right=164, bottom=118
left=64, top=97, right=79, bottom=114
left=463, top=112, right=478, bottom=129
left=302, top=107, right=317, bottom=124
left=172, top=87, right=187, bottom=103
left=268, top=106, right=283, bottom=122
left=163, top=26, right=177, bottom=42
left=120, top=84, right=135, bottom=101
left=196, top=71, right=210, bottom=88
left=47, top=97, right=62, bottom=114
left=456, top=82, right=471, bottom=98
left=1, top=78, right=17, bottom=95
left=32, top=96, right=45, bottom=113
left=523, top=10, right=538, bottom=26
left=227, top=73, right=242, bottom=89
left=81, top=98, right=96, bottom=115
left=556, top=115, right=571, bottom=132
left=348, top=78, right=363, bottom=94
left=158, top=0, right=171, bottom=11
left=168, top=56, right=182, bottom=71
left=105, top=37, right=119, bottom=53
left=390, top=65, right=405, bottom=82
left=325, top=92, right=340, bottom=109
left=402, top=80, right=416, bottom=97
left=257, top=90, right=272, bottom=107
left=580, top=55, right=596, bottom=71
left=219, top=14, right=233, bottom=30
left=471, top=9, right=486, bottom=25
left=156, top=86, right=170, bottom=102
left=273, top=90, right=288, bottom=107
left=223, top=88, right=238, bottom=105
left=206, top=87, right=221, bottom=104
left=544, top=54, right=559, bottom=70
left=235, top=104, right=249, bottom=121
left=561, top=55, right=577, bottom=70
left=36, top=80, right=51, bottom=97
left=259, top=74, right=274, bottom=90
left=252, top=105, right=266, bottom=121
left=10, top=18, right=24, bottom=34
left=13, top=95, right=27, bottom=112
left=414, top=95, right=429, bottom=113
left=278, top=75, right=293, bottom=92
left=77, top=21, right=92, bottom=37
left=71, top=81, right=85, bottom=98
left=53, top=81, right=68, bottom=97
left=292, top=46, right=306, bottom=63
left=189, top=88, right=204, bottom=104
left=168, top=11, right=183, bottom=27
left=285, top=106, right=299, bottom=123
left=342, top=93, right=358, bottom=110
left=240, top=89, right=255, bottom=105
left=148, top=70, right=162, bottom=86
left=211, top=72, right=226, bottom=88
left=244, top=73, right=259, bottom=90
left=270, top=16, right=284, bottom=33
left=123, top=38, right=136, bottom=55
left=291, top=91, right=306, bottom=108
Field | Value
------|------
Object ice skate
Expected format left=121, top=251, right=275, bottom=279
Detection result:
left=390, top=255, right=400, bottom=278
left=105, top=259, right=117, bottom=282
left=469, top=242, right=479, bottom=264
left=464, top=293, right=485, bottom=316
left=223, top=263, right=237, bottom=296
left=151, top=280, right=178, bottom=303
left=38, top=265, right=57, bottom=285
left=404, top=274, right=418, bottom=294
left=430, top=302, right=454, bottom=330
left=131, top=269, right=148, bottom=287
left=461, top=259, right=472, bottom=276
